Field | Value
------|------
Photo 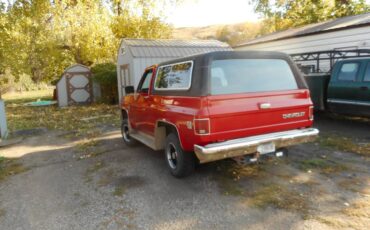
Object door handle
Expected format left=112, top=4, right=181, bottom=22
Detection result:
left=259, top=103, right=271, bottom=109
left=360, top=86, right=368, bottom=91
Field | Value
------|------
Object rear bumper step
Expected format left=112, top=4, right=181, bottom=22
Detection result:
left=194, top=128, right=319, bottom=163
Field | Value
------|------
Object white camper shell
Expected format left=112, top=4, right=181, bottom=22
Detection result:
left=116, top=39, right=231, bottom=101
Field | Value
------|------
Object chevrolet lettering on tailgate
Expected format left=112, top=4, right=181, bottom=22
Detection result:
left=282, top=112, right=306, bottom=119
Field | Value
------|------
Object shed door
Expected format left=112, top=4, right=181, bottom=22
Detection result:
left=120, top=65, right=130, bottom=95
left=66, top=72, right=93, bottom=105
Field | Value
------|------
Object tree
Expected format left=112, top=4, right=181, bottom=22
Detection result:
left=0, top=0, right=69, bottom=82
left=52, top=0, right=117, bottom=66
left=216, top=26, right=231, bottom=43
left=0, top=68, right=14, bottom=97
left=0, top=0, right=178, bottom=85
left=250, top=0, right=370, bottom=33
left=109, top=0, right=174, bottom=39
left=0, top=2, right=7, bottom=73
left=214, top=22, right=262, bottom=46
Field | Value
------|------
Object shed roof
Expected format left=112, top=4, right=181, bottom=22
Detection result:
left=64, top=64, right=90, bottom=73
left=121, top=39, right=232, bottom=58
left=235, top=12, right=370, bottom=48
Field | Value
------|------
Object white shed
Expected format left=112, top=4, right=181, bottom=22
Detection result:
left=116, top=39, right=231, bottom=101
left=56, top=64, right=94, bottom=107
left=234, top=13, right=370, bottom=72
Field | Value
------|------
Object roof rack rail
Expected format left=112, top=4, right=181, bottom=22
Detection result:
left=290, top=49, right=370, bottom=73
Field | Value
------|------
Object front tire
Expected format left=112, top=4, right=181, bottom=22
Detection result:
left=121, top=119, right=137, bottom=147
left=165, top=133, right=195, bottom=178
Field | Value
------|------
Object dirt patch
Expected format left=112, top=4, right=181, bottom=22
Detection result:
left=337, top=176, right=369, bottom=195
left=213, top=161, right=267, bottom=196
left=0, top=157, right=28, bottom=181
left=212, top=144, right=370, bottom=222
left=213, top=159, right=316, bottom=217
left=246, top=183, right=310, bottom=217
left=86, top=161, right=105, bottom=174
left=296, top=157, right=349, bottom=174
left=99, top=208, right=136, bottom=229
left=95, top=167, right=147, bottom=197
left=97, top=169, right=115, bottom=187
left=0, top=208, right=5, bottom=218
left=113, top=176, right=146, bottom=189
left=112, top=176, right=146, bottom=197
left=11, top=128, right=48, bottom=137
left=341, top=198, right=370, bottom=219
left=84, top=161, right=105, bottom=183
left=76, top=136, right=123, bottom=160
left=324, top=113, right=370, bottom=126
left=315, top=210, right=369, bottom=230
left=319, top=134, right=370, bottom=156
left=76, top=139, right=102, bottom=159
left=76, top=139, right=100, bottom=152
left=113, top=186, right=126, bottom=197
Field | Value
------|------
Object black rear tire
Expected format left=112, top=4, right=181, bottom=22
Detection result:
left=165, top=133, right=195, bottom=178
left=121, top=119, right=138, bottom=147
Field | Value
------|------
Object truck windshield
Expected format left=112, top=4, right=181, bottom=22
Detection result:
left=210, top=59, right=298, bottom=95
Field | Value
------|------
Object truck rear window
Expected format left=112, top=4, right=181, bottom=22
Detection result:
left=155, top=61, right=193, bottom=90
left=210, top=59, right=298, bottom=95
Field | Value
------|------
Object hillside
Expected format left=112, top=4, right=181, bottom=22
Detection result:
left=173, top=24, right=224, bottom=40
left=172, top=21, right=262, bottom=46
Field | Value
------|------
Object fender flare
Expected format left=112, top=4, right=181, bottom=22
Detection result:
left=155, top=120, right=184, bottom=150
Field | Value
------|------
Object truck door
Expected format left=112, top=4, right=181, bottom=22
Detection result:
left=327, top=61, right=363, bottom=114
left=129, top=69, right=154, bottom=133
left=357, top=61, right=370, bottom=116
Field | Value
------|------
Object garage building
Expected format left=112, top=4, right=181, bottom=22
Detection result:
left=116, top=39, right=231, bottom=101
left=234, top=13, right=370, bottom=72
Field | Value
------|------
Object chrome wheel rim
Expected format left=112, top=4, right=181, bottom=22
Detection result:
left=122, top=123, right=131, bottom=142
left=166, top=143, right=178, bottom=169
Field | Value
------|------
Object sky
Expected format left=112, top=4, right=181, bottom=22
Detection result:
left=166, top=0, right=260, bottom=28
left=167, top=0, right=370, bottom=28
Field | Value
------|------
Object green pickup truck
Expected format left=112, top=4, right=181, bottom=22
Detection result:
left=291, top=50, right=370, bottom=117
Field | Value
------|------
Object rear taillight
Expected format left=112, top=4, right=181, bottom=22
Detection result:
left=309, top=106, right=314, bottom=121
left=194, top=118, right=210, bottom=135
left=306, top=90, right=311, bottom=99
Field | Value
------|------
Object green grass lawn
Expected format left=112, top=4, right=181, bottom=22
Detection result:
left=3, top=90, right=120, bottom=138
left=3, top=89, right=54, bottom=104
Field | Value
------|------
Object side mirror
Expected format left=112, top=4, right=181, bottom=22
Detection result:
left=125, top=86, right=135, bottom=94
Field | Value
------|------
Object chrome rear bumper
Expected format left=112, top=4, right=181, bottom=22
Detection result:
left=194, top=128, right=319, bottom=163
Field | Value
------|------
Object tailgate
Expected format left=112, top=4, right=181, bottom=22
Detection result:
left=206, top=90, right=313, bottom=141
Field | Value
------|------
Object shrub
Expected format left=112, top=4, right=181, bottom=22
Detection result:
left=91, top=63, right=118, bottom=104
left=17, top=73, right=37, bottom=91
left=0, top=68, right=15, bottom=96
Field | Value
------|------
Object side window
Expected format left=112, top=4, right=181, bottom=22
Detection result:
left=137, top=70, right=153, bottom=93
left=338, top=63, right=359, bottom=81
left=155, top=61, right=193, bottom=90
left=364, top=63, right=370, bottom=82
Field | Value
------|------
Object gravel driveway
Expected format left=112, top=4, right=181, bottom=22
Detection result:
left=0, top=114, right=369, bottom=230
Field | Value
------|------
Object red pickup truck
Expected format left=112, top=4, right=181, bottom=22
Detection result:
left=120, top=51, right=319, bottom=177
